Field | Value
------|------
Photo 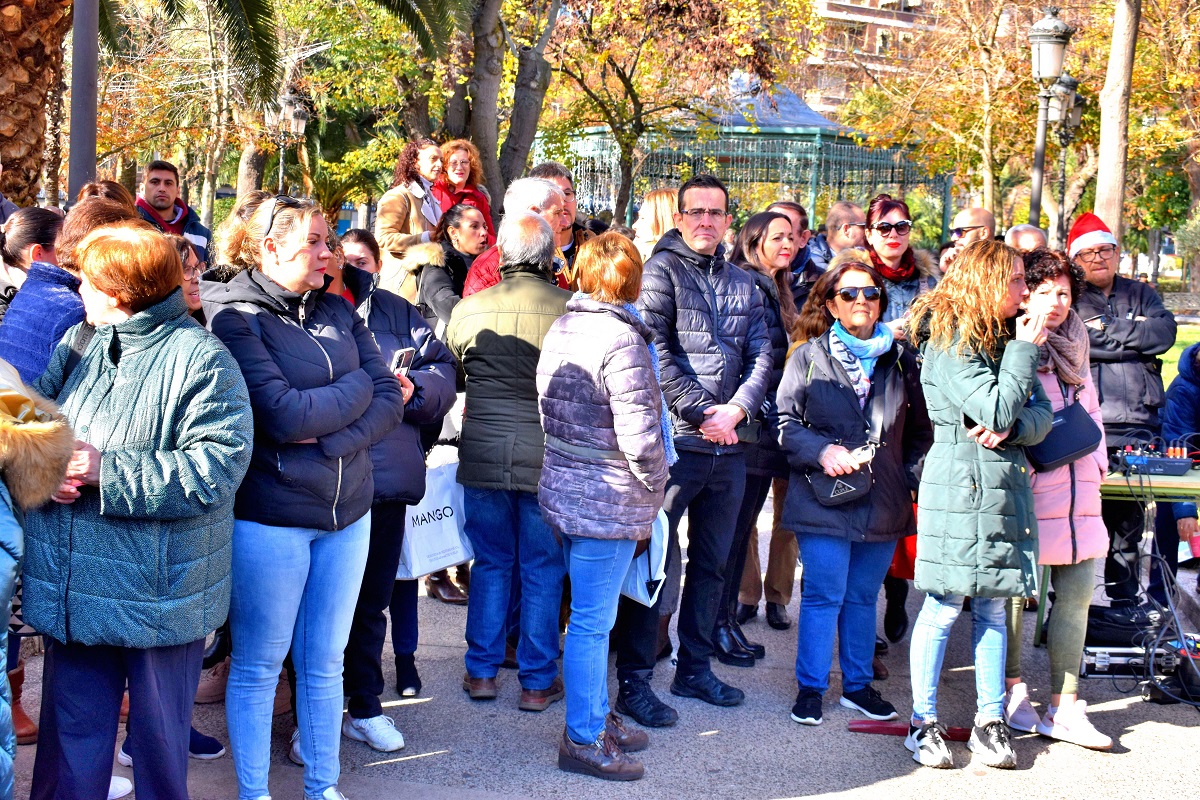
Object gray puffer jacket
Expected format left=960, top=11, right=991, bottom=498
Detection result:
left=636, top=229, right=773, bottom=454
left=537, top=298, right=669, bottom=539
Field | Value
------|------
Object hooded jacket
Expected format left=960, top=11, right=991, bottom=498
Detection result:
left=1074, top=274, right=1177, bottom=443
left=537, top=297, right=669, bottom=540
left=343, top=265, right=457, bottom=503
left=201, top=268, right=405, bottom=531
left=776, top=331, right=932, bottom=542
left=0, top=361, right=73, bottom=797
left=635, top=229, right=773, bottom=454
left=25, top=291, right=254, bottom=648
left=446, top=259, right=570, bottom=492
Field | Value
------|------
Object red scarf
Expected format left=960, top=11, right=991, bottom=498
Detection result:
left=867, top=245, right=916, bottom=282
left=135, top=197, right=186, bottom=235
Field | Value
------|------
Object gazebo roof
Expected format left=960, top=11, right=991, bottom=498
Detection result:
left=712, top=87, right=850, bottom=135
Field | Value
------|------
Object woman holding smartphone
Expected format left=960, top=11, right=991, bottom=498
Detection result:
left=904, top=239, right=1052, bottom=770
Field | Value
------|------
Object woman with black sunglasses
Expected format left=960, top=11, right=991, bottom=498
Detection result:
left=774, top=250, right=932, bottom=728
left=863, top=194, right=939, bottom=336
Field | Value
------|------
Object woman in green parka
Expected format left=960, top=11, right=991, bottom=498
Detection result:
left=903, top=239, right=1053, bottom=771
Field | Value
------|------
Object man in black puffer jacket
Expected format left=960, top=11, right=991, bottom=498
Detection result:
left=614, top=175, right=772, bottom=726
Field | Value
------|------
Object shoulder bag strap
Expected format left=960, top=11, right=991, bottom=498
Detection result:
left=62, top=322, right=96, bottom=381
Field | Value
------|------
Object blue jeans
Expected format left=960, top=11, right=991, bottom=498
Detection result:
left=463, top=487, right=565, bottom=689
left=562, top=535, right=637, bottom=744
left=909, top=593, right=1007, bottom=724
left=225, top=514, right=371, bottom=800
left=795, top=533, right=895, bottom=695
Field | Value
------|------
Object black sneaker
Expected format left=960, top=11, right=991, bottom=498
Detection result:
left=395, top=653, right=422, bottom=697
left=968, top=718, right=1016, bottom=768
left=615, top=679, right=679, bottom=727
left=839, top=686, right=898, bottom=721
left=790, top=691, right=822, bottom=726
left=904, top=720, right=954, bottom=768
left=670, top=670, right=744, bottom=707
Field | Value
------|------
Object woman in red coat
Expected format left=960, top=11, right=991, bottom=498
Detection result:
left=432, top=140, right=496, bottom=245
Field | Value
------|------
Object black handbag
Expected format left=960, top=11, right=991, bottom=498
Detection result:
left=804, top=361, right=888, bottom=507
left=1025, top=377, right=1102, bottom=473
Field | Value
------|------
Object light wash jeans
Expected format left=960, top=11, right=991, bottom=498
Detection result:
left=462, top=487, right=565, bottom=689
left=909, top=592, right=1007, bottom=724
left=225, top=514, right=371, bottom=800
left=794, top=532, right=895, bottom=695
left=562, top=535, right=637, bottom=744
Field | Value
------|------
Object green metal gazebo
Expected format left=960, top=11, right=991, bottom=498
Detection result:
left=545, top=89, right=951, bottom=238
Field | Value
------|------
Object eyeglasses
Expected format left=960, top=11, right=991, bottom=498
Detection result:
left=869, top=220, right=912, bottom=236
left=950, top=225, right=987, bottom=239
left=266, top=195, right=302, bottom=236
left=1075, top=244, right=1118, bottom=263
left=447, top=159, right=471, bottom=169
left=182, top=264, right=202, bottom=280
left=680, top=208, right=728, bottom=220
left=834, top=286, right=882, bottom=303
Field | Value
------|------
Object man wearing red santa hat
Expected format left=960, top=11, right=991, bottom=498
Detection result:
left=1070, top=212, right=1178, bottom=606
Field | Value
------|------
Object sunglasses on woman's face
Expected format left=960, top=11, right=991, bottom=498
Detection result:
left=835, top=286, right=882, bottom=302
left=869, top=220, right=912, bottom=236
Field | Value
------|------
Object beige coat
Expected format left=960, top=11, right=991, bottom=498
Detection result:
left=376, top=180, right=439, bottom=302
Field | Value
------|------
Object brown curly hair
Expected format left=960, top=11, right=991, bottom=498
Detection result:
left=391, top=138, right=439, bottom=189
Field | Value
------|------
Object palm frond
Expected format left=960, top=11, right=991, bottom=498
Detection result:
left=212, top=0, right=281, bottom=103
left=98, top=0, right=131, bottom=54
left=363, top=0, right=474, bottom=58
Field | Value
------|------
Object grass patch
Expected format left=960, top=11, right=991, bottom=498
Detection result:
left=1163, top=322, right=1200, bottom=389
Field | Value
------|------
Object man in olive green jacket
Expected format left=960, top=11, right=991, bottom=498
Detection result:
left=446, top=213, right=570, bottom=708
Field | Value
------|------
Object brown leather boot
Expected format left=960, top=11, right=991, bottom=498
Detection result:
left=425, top=570, right=468, bottom=605
left=518, top=677, right=564, bottom=712
left=558, top=728, right=644, bottom=781
left=9, top=661, right=37, bottom=745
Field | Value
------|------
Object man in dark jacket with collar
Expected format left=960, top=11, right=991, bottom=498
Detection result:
left=1070, top=212, right=1177, bottom=605
left=613, top=175, right=772, bottom=726
left=135, top=159, right=213, bottom=263
left=446, top=213, right=571, bottom=710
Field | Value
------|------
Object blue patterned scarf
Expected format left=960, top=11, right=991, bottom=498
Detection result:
left=830, top=321, right=894, bottom=409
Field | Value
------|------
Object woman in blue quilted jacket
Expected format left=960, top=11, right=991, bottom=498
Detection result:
left=25, top=223, right=254, bottom=799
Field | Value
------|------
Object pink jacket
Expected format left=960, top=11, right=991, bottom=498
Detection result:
left=1028, top=369, right=1109, bottom=565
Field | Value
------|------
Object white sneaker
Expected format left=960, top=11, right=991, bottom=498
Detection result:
left=968, top=717, right=1017, bottom=768
left=288, top=728, right=303, bottom=766
left=1035, top=700, right=1113, bottom=750
left=320, top=788, right=349, bottom=800
left=1003, top=682, right=1041, bottom=733
left=904, top=720, right=954, bottom=768
left=342, top=714, right=405, bottom=752
left=108, top=777, right=133, bottom=800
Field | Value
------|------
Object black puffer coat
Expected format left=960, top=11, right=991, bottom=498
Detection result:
left=776, top=331, right=932, bottom=542
left=741, top=268, right=790, bottom=478
left=202, top=268, right=406, bottom=530
left=345, top=266, right=457, bottom=504
left=636, top=229, right=773, bottom=454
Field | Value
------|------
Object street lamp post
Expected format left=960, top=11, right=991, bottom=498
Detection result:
left=1027, top=7, right=1075, bottom=226
left=1049, top=74, right=1085, bottom=246
left=264, top=91, right=310, bottom=195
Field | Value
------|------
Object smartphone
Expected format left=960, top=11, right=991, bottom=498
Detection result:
left=390, top=347, right=416, bottom=377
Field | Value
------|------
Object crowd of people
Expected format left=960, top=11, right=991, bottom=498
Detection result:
left=0, top=140, right=1191, bottom=799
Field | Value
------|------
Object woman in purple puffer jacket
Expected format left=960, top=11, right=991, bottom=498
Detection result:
left=537, top=232, right=671, bottom=783
left=1004, top=248, right=1112, bottom=751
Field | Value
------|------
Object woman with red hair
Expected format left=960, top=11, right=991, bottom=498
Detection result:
left=432, top=140, right=495, bottom=244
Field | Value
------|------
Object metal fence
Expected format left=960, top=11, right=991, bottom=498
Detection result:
left=548, top=130, right=951, bottom=237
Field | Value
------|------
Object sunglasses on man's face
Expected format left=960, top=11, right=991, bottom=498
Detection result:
left=950, top=225, right=987, bottom=239
left=869, top=221, right=912, bottom=236
left=834, top=286, right=882, bottom=303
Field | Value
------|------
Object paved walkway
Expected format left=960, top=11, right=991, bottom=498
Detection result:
left=13, top=509, right=1200, bottom=799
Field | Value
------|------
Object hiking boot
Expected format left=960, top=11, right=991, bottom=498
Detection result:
left=615, top=679, right=678, bottom=727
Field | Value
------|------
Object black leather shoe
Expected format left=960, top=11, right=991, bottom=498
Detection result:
left=714, top=626, right=756, bottom=668
left=728, top=621, right=765, bottom=659
left=875, top=635, right=889, bottom=656
left=615, top=679, right=678, bottom=727
left=670, top=670, right=745, bottom=707
left=766, top=602, right=791, bottom=630
left=735, top=602, right=758, bottom=624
